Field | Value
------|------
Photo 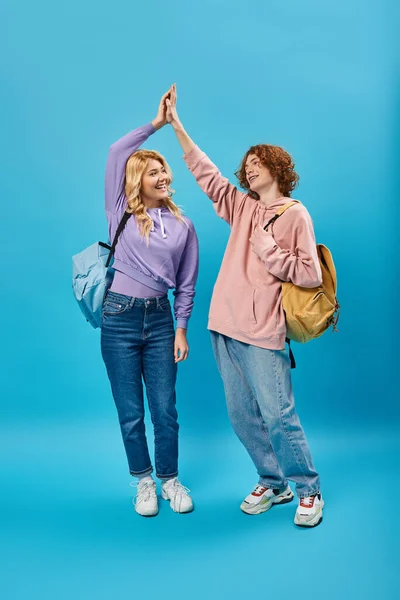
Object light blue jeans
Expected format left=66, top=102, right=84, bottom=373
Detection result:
left=210, top=332, right=320, bottom=498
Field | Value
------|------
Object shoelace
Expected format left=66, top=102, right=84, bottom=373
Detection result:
left=130, top=480, right=156, bottom=506
left=164, top=479, right=191, bottom=511
left=300, top=495, right=315, bottom=507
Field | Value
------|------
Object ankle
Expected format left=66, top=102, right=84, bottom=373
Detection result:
left=137, top=475, right=154, bottom=484
left=161, top=477, right=177, bottom=486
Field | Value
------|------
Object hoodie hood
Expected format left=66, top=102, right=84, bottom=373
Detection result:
left=253, top=196, right=298, bottom=231
left=255, top=196, right=295, bottom=213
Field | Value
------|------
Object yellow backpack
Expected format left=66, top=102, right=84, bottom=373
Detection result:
left=265, top=201, right=340, bottom=365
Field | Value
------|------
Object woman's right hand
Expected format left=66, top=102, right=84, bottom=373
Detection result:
left=152, top=86, right=173, bottom=131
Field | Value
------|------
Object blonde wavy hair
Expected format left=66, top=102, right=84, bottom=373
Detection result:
left=125, top=149, right=186, bottom=243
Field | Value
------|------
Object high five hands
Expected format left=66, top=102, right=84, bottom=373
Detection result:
left=152, top=84, right=180, bottom=131
left=165, top=84, right=180, bottom=127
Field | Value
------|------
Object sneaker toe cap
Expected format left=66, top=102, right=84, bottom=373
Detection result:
left=174, top=498, right=194, bottom=513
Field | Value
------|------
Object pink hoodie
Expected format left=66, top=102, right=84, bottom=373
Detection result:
left=183, top=146, right=322, bottom=350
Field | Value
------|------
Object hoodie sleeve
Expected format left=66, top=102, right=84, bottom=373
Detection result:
left=173, top=222, right=199, bottom=329
left=253, top=206, right=322, bottom=288
left=105, top=123, right=155, bottom=214
left=183, top=145, right=247, bottom=225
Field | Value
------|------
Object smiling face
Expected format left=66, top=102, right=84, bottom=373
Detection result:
left=140, top=159, right=170, bottom=203
left=245, top=154, right=275, bottom=194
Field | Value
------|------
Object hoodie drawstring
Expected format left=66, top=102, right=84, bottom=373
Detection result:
left=158, top=208, right=167, bottom=239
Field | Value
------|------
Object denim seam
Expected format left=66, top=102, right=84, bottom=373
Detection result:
left=142, top=310, right=147, bottom=340
left=130, top=467, right=153, bottom=476
left=157, top=471, right=179, bottom=479
left=298, top=489, right=320, bottom=499
left=141, top=360, right=160, bottom=473
left=273, top=351, right=309, bottom=481
left=152, top=424, right=161, bottom=477
left=143, top=368, right=170, bottom=478
left=102, top=304, right=130, bottom=318
left=258, top=477, right=288, bottom=490
left=253, top=401, right=287, bottom=489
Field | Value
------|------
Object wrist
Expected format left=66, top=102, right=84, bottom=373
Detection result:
left=151, top=118, right=165, bottom=131
left=176, top=326, right=187, bottom=335
left=171, top=119, right=184, bottom=132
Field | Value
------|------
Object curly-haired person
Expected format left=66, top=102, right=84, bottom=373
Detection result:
left=166, top=84, right=324, bottom=528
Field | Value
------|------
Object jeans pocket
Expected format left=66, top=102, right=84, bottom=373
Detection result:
left=103, top=298, right=129, bottom=316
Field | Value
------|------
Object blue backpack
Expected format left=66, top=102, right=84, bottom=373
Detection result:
left=72, top=212, right=131, bottom=328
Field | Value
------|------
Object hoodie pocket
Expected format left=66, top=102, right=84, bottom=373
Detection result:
left=216, top=285, right=257, bottom=333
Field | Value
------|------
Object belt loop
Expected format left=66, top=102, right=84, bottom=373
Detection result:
left=130, top=297, right=136, bottom=308
left=156, top=296, right=160, bottom=309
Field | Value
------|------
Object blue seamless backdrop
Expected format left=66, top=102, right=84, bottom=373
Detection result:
left=1, top=1, right=398, bottom=598
left=2, top=0, right=397, bottom=426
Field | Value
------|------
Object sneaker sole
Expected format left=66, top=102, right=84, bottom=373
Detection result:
left=295, top=515, right=323, bottom=528
left=133, top=500, right=159, bottom=517
left=240, top=491, right=295, bottom=515
left=136, top=510, right=159, bottom=517
left=294, top=501, right=324, bottom=528
left=134, top=507, right=159, bottom=517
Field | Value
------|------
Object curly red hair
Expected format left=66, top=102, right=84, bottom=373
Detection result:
left=235, top=144, right=299, bottom=199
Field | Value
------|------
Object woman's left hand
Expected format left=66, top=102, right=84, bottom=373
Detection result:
left=174, top=328, right=189, bottom=363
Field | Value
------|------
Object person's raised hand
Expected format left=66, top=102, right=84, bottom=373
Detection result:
left=152, top=86, right=173, bottom=130
left=166, top=83, right=180, bottom=127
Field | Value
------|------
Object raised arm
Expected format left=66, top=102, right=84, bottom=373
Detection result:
left=166, top=84, right=247, bottom=225
left=105, top=87, right=172, bottom=214
left=166, top=85, right=195, bottom=155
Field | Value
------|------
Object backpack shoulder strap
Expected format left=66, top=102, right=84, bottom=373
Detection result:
left=264, top=200, right=300, bottom=231
left=105, top=211, right=131, bottom=268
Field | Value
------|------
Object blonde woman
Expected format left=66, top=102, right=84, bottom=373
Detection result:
left=101, top=88, right=199, bottom=516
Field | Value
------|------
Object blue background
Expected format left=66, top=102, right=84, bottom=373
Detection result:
left=1, top=0, right=398, bottom=598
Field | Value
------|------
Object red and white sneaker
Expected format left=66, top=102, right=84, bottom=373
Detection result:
left=240, top=484, right=294, bottom=515
left=294, top=492, right=324, bottom=527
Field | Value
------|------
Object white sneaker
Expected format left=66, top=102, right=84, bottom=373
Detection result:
left=240, top=484, right=294, bottom=515
left=132, top=479, right=158, bottom=517
left=294, top=492, right=324, bottom=527
left=161, top=478, right=194, bottom=513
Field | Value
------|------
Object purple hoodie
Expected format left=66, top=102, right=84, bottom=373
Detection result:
left=105, top=123, right=199, bottom=329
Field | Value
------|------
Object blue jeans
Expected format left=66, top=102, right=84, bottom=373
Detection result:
left=210, top=332, right=320, bottom=498
left=101, top=291, right=178, bottom=479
